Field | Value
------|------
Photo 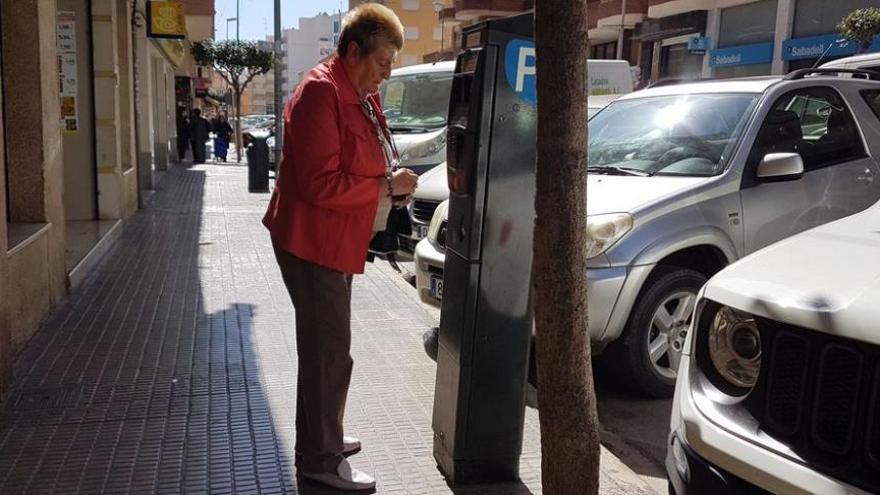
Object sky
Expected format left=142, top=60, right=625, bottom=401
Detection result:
left=214, top=0, right=347, bottom=42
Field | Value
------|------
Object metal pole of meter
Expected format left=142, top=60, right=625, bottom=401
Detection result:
left=616, top=0, right=627, bottom=60
left=274, top=0, right=283, bottom=167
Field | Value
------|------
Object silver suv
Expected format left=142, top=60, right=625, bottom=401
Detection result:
left=416, top=69, right=880, bottom=397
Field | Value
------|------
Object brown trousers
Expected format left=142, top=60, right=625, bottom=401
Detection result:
left=274, top=243, right=354, bottom=473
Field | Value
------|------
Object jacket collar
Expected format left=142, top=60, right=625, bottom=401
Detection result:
left=330, top=56, right=363, bottom=105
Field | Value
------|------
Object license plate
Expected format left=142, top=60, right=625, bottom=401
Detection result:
left=416, top=225, right=429, bottom=239
left=429, top=276, right=443, bottom=300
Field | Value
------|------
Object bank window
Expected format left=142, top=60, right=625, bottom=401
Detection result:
left=661, top=44, right=702, bottom=80
left=718, top=0, right=777, bottom=48
left=750, top=87, right=865, bottom=172
left=793, top=0, right=879, bottom=38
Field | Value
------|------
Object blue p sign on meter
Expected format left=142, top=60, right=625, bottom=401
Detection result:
left=505, top=39, right=537, bottom=106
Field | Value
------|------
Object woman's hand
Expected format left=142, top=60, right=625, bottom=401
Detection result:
left=390, top=168, right=418, bottom=197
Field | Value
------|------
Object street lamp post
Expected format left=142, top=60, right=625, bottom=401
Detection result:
left=274, top=0, right=283, bottom=167
left=432, top=0, right=444, bottom=60
left=616, top=0, right=627, bottom=60
left=226, top=17, right=237, bottom=40
left=236, top=0, right=240, bottom=41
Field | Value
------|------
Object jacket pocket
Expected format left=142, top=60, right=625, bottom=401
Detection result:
left=342, top=118, right=385, bottom=177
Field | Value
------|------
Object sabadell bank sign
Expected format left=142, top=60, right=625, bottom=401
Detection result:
left=781, top=34, right=865, bottom=61
left=712, top=53, right=742, bottom=66
left=709, top=42, right=773, bottom=68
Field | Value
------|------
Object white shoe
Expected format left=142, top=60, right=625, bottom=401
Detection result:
left=301, top=458, right=376, bottom=491
left=296, top=436, right=361, bottom=460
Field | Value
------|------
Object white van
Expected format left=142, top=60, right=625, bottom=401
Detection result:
left=820, top=52, right=880, bottom=72
left=378, top=61, right=455, bottom=176
left=587, top=59, right=634, bottom=95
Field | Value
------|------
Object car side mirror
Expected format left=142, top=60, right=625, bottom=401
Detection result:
left=757, top=153, right=804, bottom=182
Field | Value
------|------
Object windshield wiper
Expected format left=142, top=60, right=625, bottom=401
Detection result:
left=587, top=165, right=652, bottom=177
left=389, top=126, right=431, bottom=133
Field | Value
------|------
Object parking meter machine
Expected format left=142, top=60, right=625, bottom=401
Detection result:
left=432, top=12, right=538, bottom=484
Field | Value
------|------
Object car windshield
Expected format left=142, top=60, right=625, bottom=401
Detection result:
left=379, top=71, right=453, bottom=132
left=588, top=94, right=758, bottom=177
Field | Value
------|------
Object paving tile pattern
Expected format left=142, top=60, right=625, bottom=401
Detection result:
left=0, top=164, right=651, bottom=494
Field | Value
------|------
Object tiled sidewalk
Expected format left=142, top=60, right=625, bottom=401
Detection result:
left=0, top=163, right=654, bottom=494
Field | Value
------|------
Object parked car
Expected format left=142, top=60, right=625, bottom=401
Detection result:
left=416, top=69, right=880, bottom=397
left=401, top=94, right=619, bottom=256
left=667, top=196, right=880, bottom=494
left=380, top=60, right=455, bottom=176
left=821, top=51, right=880, bottom=72
left=373, top=61, right=453, bottom=258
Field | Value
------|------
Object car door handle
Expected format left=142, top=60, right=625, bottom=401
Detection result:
left=857, top=170, right=874, bottom=185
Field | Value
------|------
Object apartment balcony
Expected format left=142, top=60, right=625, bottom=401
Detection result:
left=588, top=0, right=648, bottom=43
left=647, top=0, right=713, bottom=19
left=453, top=0, right=531, bottom=22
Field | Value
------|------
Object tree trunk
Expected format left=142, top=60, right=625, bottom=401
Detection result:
left=234, top=89, right=243, bottom=163
left=533, top=2, right=600, bottom=494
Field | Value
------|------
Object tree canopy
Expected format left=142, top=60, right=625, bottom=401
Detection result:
left=191, top=40, right=274, bottom=92
left=838, top=8, right=880, bottom=53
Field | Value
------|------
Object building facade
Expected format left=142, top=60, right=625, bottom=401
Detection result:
left=0, top=0, right=211, bottom=398
left=351, top=0, right=459, bottom=66
left=433, top=0, right=533, bottom=59
left=436, top=0, right=880, bottom=87
left=588, top=0, right=880, bottom=87
left=281, top=13, right=343, bottom=96
left=241, top=40, right=276, bottom=115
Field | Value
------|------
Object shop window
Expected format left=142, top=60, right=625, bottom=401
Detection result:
left=718, top=0, right=777, bottom=48
left=591, top=42, right=617, bottom=60
left=1, top=14, right=47, bottom=244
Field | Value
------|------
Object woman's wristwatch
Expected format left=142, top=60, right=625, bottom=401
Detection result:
left=385, top=169, right=394, bottom=197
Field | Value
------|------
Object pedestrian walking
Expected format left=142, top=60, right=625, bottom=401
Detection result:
left=176, top=110, right=191, bottom=161
left=188, top=109, right=210, bottom=164
left=213, top=114, right=233, bottom=162
left=262, top=4, right=417, bottom=491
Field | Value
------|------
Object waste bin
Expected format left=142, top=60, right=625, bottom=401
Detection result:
left=246, top=136, right=270, bottom=192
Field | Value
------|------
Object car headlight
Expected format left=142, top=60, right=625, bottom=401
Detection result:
left=585, top=213, right=633, bottom=259
left=428, top=201, right=449, bottom=242
left=400, top=130, right=447, bottom=161
left=708, top=306, right=761, bottom=390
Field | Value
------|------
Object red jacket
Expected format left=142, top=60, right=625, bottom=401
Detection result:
left=263, top=57, right=388, bottom=274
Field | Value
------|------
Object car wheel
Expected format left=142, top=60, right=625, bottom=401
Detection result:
left=608, top=267, right=706, bottom=398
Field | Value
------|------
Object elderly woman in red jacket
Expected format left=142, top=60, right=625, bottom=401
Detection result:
left=262, top=3, right=418, bottom=491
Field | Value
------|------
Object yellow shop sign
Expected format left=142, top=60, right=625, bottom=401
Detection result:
left=147, top=1, right=186, bottom=40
